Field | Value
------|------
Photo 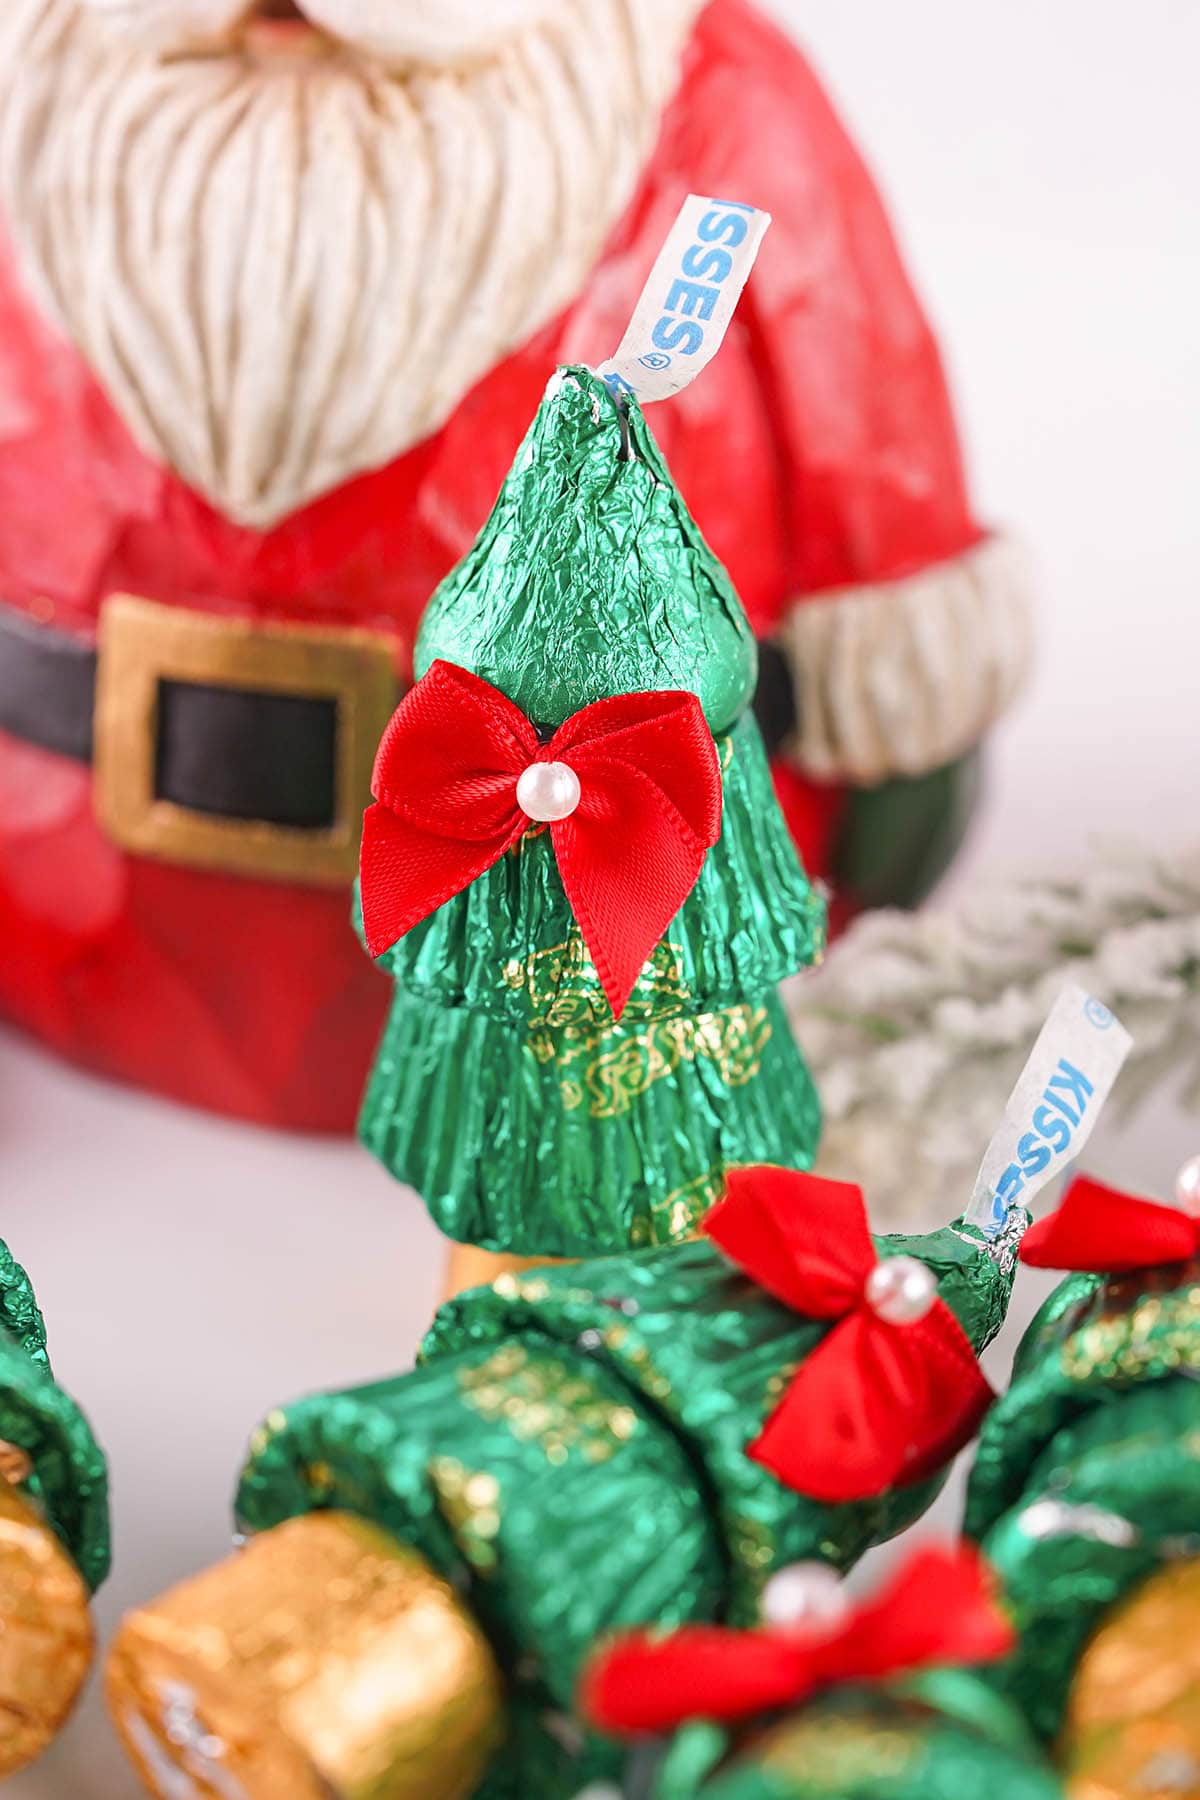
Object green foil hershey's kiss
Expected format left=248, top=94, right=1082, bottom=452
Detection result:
left=415, top=366, right=758, bottom=735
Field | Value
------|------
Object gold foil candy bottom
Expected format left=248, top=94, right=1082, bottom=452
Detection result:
left=1063, top=1557, right=1200, bottom=1798
left=0, top=1477, right=94, bottom=1778
left=440, top=1241, right=570, bottom=1306
left=106, top=1512, right=504, bottom=1799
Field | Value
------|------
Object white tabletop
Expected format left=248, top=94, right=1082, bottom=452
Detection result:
left=7, top=1, right=1200, bottom=1792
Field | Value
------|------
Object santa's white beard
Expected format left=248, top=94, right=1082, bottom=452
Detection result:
left=0, top=0, right=701, bottom=527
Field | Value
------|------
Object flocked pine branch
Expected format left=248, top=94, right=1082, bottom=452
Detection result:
left=785, top=842, right=1200, bottom=1227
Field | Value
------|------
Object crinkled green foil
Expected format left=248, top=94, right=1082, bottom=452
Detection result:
left=0, top=1243, right=109, bottom=1590
left=372, top=713, right=822, bottom=1027
left=475, top=1695, right=624, bottom=1800
left=359, top=712, right=823, bottom=1256
left=966, top=1259, right=1200, bottom=1542
left=965, top=1258, right=1200, bottom=1744
left=360, top=986, right=819, bottom=1255
left=654, top=1682, right=1060, bottom=1800
left=972, top=1378, right=1200, bottom=1744
left=238, top=1334, right=718, bottom=1797
left=415, top=367, right=757, bottom=735
left=894, top=1666, right=1048, bottom=1758
left=240, top=1333, right=725, bottom=1701
left=423, top=1222, right=1017, bottom=1615
left=0, top=1240, right=49, bottom=1367
left=360, top=365, right=825, bottom=1258
left=237, top=1220, right=1016, bottom=1796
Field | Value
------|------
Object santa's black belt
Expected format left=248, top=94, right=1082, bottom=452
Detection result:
left=0, top=596, right=797, bottom=885
left=0, top=596, right=400, bottom=883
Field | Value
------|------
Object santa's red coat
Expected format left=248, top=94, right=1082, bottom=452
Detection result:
left=0, top=0, right=980, bottom=1129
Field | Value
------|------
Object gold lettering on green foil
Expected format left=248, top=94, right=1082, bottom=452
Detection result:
left=757, top=1718, right=917, bottom=1785
left=527, top=997, right=772, bottom=1121
left=651, top=1167, right=727, bottom=1240
left=1062, top=1280, right=1200, bottom=1383
left=504, top=898, right=773, bottom=1118
left=429, top=1457, right=503, bottom=1576
left=585, top=1004, right=772, bottom=1120
left=728, top=1513, right=776, bottom=1579
left=504, top=932, right=692, bottom=1030
left=456, top=1344, right=639, bottom=1467
left=598, top=1323, right=674, bottom=1405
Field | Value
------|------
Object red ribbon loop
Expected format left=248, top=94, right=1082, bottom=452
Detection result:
left=582, top=1541, right=1014, bottom=1734
left=703, top=1167, right=993, bottom=1503
left=1020, top=1174, right=1199, bottom=1273
left=359, top=661, right=722, bottom=1018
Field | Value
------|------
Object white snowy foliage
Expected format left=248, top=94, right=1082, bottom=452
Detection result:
left=787, top=844, right=1200, bottom=1227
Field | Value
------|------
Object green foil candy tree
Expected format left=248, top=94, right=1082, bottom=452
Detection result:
left=106, top=1185, right=1021, bottom=1800
left=0, top=1239, right=108, bottom=1597
left=0, top=1239, right=110, bottom=1778
left=964, top=1170, right=1200, bottom=1783
left=358, top=367, right=825, bottom=1258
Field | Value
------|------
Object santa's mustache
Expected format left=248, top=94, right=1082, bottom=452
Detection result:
left=0, top=0, right=701, bottom=528
left=67, top=0, right=561, bottom=66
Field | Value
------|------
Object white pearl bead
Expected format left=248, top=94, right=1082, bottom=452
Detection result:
left=761, top=1561, right=848, bottom=1631
left=864, top=1255, right=937, bottom=1325
left=516, top=760, right=581, bottom=823
left=1175, top=1155, right=1200, bottom=1218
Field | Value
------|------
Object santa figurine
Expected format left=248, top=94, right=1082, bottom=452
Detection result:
left=0, top=0, right=1031, bottom=1130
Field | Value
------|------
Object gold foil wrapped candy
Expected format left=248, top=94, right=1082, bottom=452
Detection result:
left=107, top=1512, right=505, bottom=1799
left=439, top=1243, right=566, bottom=1305
left=1061, top=1557, right=1200, bottom=1800
left=0, top=1474, right=94, bottom=1777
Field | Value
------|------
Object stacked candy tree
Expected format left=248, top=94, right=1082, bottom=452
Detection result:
left=357, top=366, right=825, bottom=1270
left=965, top=1162, right=1200, bottom=1792
left=0, top=1238, right=109, bottom=1779
left=107, top=1167, right=1020, bottom=1799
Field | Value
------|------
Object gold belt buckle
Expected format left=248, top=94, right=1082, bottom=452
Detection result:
left=94, top=595, right=398, bottom=885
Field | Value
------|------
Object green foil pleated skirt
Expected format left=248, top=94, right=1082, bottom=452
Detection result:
left=358, top=985, right=820, bottom=1256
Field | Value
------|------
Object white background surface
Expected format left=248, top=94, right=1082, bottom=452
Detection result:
left=5, top=3, right=1199, bottom=1794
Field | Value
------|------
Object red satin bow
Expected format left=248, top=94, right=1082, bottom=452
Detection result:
left=359, top=660, right=722, bottom=1019
left=582, top=1541, right=1014, bottom=1734
left=704, top=1168, right=994, bottom=1502
left=1021, top=1174, right=1200, bottom=1273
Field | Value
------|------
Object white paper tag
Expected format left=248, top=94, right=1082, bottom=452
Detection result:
left=596, top=194, right=770, bottom=403
left=966, top=984, right=1133, bottom=1234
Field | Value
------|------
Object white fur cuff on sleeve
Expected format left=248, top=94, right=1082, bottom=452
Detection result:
left=776, top=535, right=1034, bottom=785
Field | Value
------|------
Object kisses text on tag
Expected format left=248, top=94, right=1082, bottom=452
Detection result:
left=992, top=1058, right=1096, bottom=1212
left=641, top=202, right=758, bottom=366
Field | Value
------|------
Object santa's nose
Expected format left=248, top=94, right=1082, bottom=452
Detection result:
left=241, top=0, right=336, bottom=59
